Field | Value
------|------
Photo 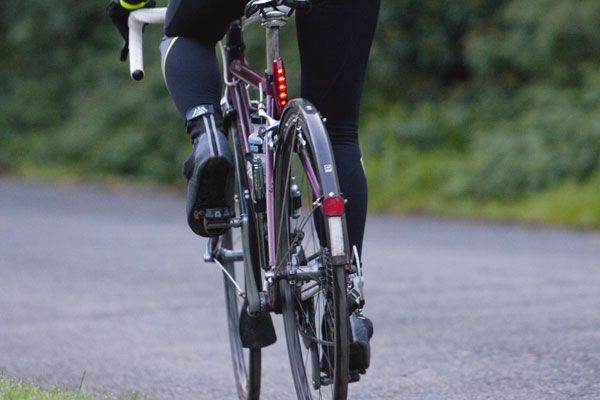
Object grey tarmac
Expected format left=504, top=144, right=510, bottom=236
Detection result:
left=1, top=178, right=600, bottom=399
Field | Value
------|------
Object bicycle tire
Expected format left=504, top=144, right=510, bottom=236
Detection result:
left=221, top=122, right=263, bottom=400
left=274, top=99, right=350, bottom=400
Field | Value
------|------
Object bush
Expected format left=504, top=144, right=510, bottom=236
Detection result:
left=1, top=0, right=600, bottom=221
left=363, top=101, right=474, bottom=152
left=465, top=0, right=600, bottom=84
left=368, top=0, right=505, bottom=101
left=468, top=97, right=600, bottom=199
left=363, top=76, right=600, bottom=201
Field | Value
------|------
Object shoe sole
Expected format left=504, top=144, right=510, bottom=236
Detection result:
left=187, top=157, right=232, bottom=237
left=349, top=341, right=370, bottom=372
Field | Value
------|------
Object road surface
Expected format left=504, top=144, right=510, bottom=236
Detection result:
left=1, top=178, right=600, bottom=399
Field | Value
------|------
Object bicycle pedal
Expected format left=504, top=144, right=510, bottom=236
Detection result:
left=239, top=300, right=277, bottom=349
left=349, top=370, right=361, bottom=383
left=348, top=290, right=365, bottom=312
left=319, top=371, right=360, bottom=386
left=319, top=375, right=332, bottom=386
left=203, top=237, right=219, bottom=263
left=202, top=208, right=232, bottom=231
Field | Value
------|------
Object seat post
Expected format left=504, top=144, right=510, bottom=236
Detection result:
left=265, top=27, right=280, bottom=75
left=262, top=10, right=289, bottom=74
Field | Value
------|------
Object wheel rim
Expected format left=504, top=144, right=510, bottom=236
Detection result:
left=275, top=111, right=349, bottom=400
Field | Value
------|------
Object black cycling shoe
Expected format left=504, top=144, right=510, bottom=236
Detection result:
left=320, top=309, right=374, bottom=383
left=183, top=105, right=234, bottom=237
left=349, top=311, right=373, bottom=374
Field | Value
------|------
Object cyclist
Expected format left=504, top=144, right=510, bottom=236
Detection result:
left=107, top=0, right=379, bottom=380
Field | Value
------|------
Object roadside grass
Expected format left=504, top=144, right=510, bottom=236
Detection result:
left=7, top=161, right=183, bottom=196
left=4, top=147, right=600, bottom=231
left=365, top=153, right=600, bottom=230
left=0, top=376, right=142, bottom=400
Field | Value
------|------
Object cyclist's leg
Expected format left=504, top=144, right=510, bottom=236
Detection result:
left=160, top=36, right=222, bottom=113
left=297, top=0, right=380, bottom=378
left=296, top=0, right=380, bottom=257
left=160, top=0, right=245, bottom=237
left=162, top=0, right=245, bottom=115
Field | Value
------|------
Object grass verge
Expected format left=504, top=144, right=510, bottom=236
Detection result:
left=365, top=152, right=600, bottom=230
left=4, top=153, right=600, bottom=231
left=0, top=375, right=141, bottom=400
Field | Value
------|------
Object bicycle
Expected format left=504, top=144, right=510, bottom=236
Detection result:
left=126, top=1, right=366, bottom=399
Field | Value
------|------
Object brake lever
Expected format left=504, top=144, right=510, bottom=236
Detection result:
left=120, top=41, right=129, bottom=62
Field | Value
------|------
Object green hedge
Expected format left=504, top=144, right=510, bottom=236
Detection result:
left=1, top=0, right=599, bottom=223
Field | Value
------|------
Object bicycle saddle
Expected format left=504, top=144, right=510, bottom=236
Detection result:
left=245, top=0, right=310, bottom=19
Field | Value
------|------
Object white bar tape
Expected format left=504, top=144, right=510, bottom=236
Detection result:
left=128, top=7, right=167, bottom=81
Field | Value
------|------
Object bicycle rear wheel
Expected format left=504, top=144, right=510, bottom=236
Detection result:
left=274, top=99, right=350, bottom=400
left=221, top=123, right=262, bottom=400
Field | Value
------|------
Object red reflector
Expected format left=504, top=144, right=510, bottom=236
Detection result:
left=323, top=197, right=345, bottom=216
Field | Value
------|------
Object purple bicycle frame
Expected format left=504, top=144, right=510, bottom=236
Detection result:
left=224, top=30, right=322, bottom=269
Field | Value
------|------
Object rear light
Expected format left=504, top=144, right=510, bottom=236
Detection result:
left=273, top=58, right=288, bottom=113
left=323, top=196, right=345, bottom=216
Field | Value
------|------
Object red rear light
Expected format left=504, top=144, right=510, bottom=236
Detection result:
left=273, top=58, right=288, bottom=114
left=323, top=196, right=345, bottom=216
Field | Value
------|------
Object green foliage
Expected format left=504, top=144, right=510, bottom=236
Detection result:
left=1, top=0, right=599, bottom=225
left=369, top=0, right=600, bottom=100
left=363, top=79, right=600, bottom=201
left=468, top=84, right=600, bottom=199
left=465, top=0, right=600, bottom=84
left=0, top=1, right=186, bottom=183
left=369, top=0, right=504, bottom=100
left=364, top=101, right=475, bottom=152
left=363, top=0, right=600, bottom=205
left=1, top=2, right=114, bottom=131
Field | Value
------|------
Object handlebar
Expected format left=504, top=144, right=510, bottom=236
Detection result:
left=126, top=3, right=307, bottom=81
left=127, top=7, right=166, bottom=81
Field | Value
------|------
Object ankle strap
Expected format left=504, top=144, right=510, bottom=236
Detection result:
left=185, top=104, right=224, bottom=142
left=186, top=104, right=216, bottom=121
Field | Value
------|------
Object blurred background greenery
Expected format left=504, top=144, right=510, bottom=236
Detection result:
left=1, top=0, right=599, bottom=227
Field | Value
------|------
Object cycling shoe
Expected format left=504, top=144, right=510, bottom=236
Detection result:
left=183, top=105, right=234, bottom=237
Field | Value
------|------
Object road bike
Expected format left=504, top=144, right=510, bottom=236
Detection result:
left=126, top=1, right=366, bottom=398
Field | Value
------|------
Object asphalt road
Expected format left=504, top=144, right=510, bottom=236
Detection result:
left=2, top=178, right=600, bottom=399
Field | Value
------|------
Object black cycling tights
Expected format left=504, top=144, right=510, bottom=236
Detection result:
left=161, top=0, right=380, bottom=255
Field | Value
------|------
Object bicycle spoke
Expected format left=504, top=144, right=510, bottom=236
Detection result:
left=276, top=198, right=322, bottom=271
left=276, top=125, right=298, bottom=266
left=276, top=104, right=349, bottom=400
